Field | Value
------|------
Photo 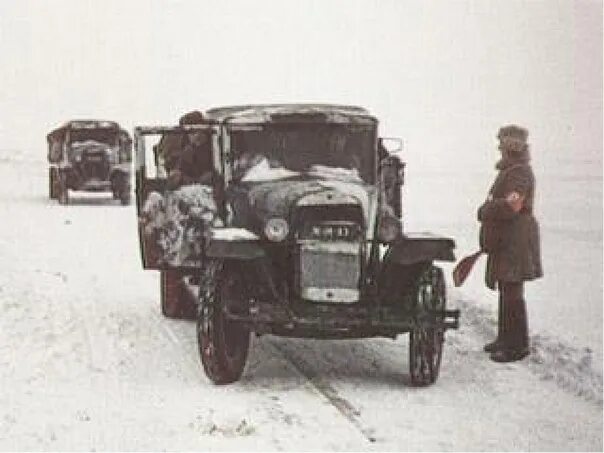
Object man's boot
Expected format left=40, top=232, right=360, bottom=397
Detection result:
left=490, top=285, right=530, bottom=363
left=483, top=340, right=502, bottom=353
left=490, top=347, right=529, bottom=362
left=484, top=290, right=504, bottom=352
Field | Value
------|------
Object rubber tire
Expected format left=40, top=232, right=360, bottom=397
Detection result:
left=119, top=190, right=131, bottom=205
left=112, top=173, right=131, bottom=205
left=409, top=265, right=446, bottom=386
left=49, top=168, right=58, bottom=199
left=160, top=270, right=196, bottom=319
left=57, top=172, right=69, bottom=205
left=197, top=260, right=250, bottom=385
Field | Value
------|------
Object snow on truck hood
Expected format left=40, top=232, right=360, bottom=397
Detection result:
left=242, top=164, right=377, bottom=230
left=70, top=140, right=113, bottom=149
left=241, top=158, right=299, bottom=182
left=240, top=158, right=363, bottom=184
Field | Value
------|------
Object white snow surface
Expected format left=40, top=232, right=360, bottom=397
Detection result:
left=0, top=156, right=601, bottom=451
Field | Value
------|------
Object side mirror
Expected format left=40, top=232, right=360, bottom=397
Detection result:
left=378, top=138, right=406, bottom=220
left=378, top=136, right=405, bottom=184
left=379, top=137, right=403, bottom=155
left=379, top=154, right=405, bottom=184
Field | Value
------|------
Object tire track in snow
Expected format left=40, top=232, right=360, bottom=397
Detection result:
left=45, top=274, right=117, bottom=449
left=267, top=339, right=377, bottom=444
left=63, top=293, right=99, bottom=373
left=454, top=295, right=603, bottom=405
left=146, top=306, right=203, bottom=382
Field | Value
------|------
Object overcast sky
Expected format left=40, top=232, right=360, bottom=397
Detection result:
left=0, top=0, right=601, bottom=170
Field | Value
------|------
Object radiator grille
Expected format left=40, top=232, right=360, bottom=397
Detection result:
left=81, top=152, right=110, bottom=180
left=298, top=241, right=361, bottom=303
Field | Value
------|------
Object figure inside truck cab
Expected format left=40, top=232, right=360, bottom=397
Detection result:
left=166, top=111, right=214, bottom=189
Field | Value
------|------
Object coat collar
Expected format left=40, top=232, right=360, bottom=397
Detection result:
left=496, top=149, right=531, bottom=170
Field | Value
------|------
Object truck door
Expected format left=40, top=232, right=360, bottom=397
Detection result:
left=134, top=125, right=217, bottom=269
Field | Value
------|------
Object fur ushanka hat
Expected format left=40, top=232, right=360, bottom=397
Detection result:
left=497, top=124, right=528, bottom=142
left=497, top=124, right=529, bottom=154
left=179, top=110, right=205, bottom=125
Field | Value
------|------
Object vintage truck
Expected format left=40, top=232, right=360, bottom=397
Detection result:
left=47, top=119, right=132, bottom=204
left=135, top=104, right=459, bottom=386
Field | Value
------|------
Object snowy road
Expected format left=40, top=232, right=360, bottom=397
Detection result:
left=0, top=157, right=601, bottom=451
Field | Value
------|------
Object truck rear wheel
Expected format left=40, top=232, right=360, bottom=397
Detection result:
left=409, top=265, right=446, bottom=386
left=197, top=260, right=250, bottom=384
left=160, top=270, right=196, bottom=319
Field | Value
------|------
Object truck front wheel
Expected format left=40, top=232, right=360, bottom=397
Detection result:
left=112, top=173, right=131, bottom=205
left=409, top=265, right=446, bottom=386
left=119, top=189, right=131, bottom=205
left=197, top=260, right=250, bottom=385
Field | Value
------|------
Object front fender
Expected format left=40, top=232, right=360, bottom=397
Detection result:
left=205, top=228, right=266, bottom=260
left=384, top=232, right=456, bottom=265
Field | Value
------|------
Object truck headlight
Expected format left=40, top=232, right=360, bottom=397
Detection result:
left=264, top=218, right=289, bottom=242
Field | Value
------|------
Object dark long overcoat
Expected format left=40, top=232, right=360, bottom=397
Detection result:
left=478, top=153, right=543, bottom=289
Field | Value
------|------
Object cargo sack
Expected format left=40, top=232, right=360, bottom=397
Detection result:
left=141, top=184, right=222, bottom=267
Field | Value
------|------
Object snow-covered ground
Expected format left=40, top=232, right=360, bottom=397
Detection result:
left=0, top=154, right=601, bottom=451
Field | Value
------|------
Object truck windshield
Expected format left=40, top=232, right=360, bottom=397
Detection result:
left=228, top=123, right=376, bottom=183
left=69, top=128, right=118, bottom=146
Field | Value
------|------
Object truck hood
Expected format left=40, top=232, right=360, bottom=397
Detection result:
left=69, top=140, right=116, bottom=159
left=229, top=178, right=378, bottom=235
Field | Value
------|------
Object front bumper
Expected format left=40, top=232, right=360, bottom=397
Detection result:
left=223, top=299, right=460, bottom=339
left=80, top=179, right=112, bottom=191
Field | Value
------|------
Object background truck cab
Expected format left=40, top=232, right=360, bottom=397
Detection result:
left=47, top=119, right=132, bottom=205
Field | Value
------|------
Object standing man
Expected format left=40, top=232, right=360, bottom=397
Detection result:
left=477, top=125, right=543, bottom=363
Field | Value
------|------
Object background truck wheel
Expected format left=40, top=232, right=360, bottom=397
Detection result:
left=111, top=172, right=130, bottom=205
left=57, top=171, right=69, bottom=205
left=197, top=260, right=250, bottom=385
left=119, top=189, right=131, bottom=205
left=409, top=265, right=446, bottom=386
left=49, top=168, right=59, bottom=199
left=112, top=173, right=131, bottom=205
left=160, top=270, right=196, bottom=319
